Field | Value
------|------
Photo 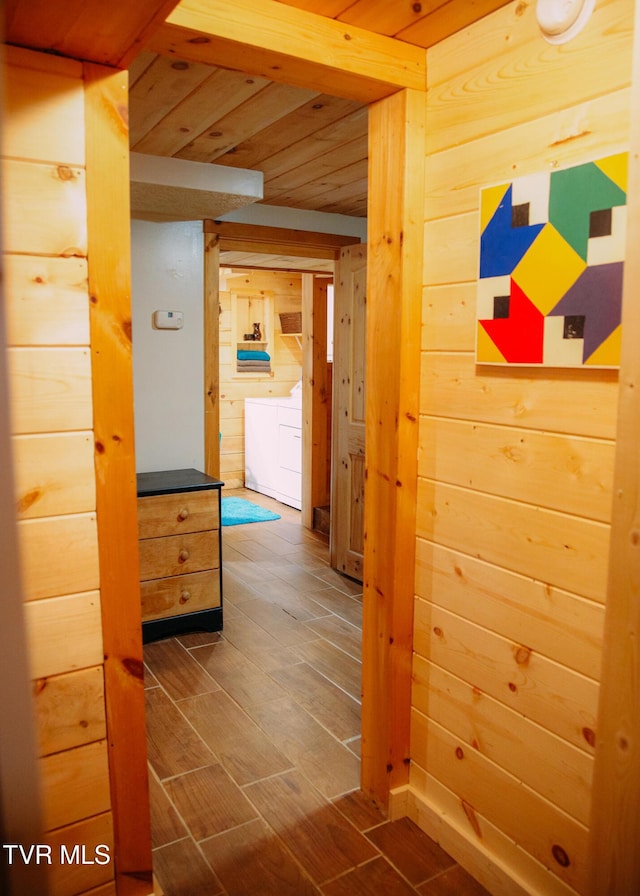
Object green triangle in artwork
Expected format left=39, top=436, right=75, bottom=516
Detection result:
left=548, top=159, right=627, bottom=260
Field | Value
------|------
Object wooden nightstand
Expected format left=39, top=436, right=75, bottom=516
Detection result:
left=136, top=468, right=223, bottom=643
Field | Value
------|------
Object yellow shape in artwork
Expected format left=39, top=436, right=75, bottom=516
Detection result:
left=585, top=325, right=622, bottom=367
left=476, top=323, right=506, bottom=364
left=480, top=183, right=510, bottom=233
left=595, top=152, right=628, bottom=194
left=513, top=223, right=586, bottom=315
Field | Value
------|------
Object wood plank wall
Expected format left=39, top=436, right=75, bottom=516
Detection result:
left=407, top=1, right=634, bottom=894
left=2, top=46, right=116, bottom=896
left=218, top=269, right=303, bottom=487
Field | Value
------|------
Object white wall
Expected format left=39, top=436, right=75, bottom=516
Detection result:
left=130, top=207, right=366, bottom=475
left=131, top=219, right=205, bottom=473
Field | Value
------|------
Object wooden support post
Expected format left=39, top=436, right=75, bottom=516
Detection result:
left=84, top=63, right=153, bottom=896
left=302, top=274, right=330, bottom=530
left=361, top=88, right=425, bottom=807
left=204, top=231, right=221, bottom=479
left=588, top=1, right=640, bottom=891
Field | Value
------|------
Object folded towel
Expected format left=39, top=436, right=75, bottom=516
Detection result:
left=237, top=350, right=271, bottom=361
left=237, top=361, right=272, bottom=372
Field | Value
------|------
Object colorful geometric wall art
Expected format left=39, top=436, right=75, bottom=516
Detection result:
left=476, top=153, right=627, bottom=367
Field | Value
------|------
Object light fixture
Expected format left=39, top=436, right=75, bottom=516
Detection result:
left=536, top=0, right=596, bottom=44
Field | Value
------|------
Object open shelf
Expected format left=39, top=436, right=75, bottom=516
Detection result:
left=282, top=333, right=302, bottom=348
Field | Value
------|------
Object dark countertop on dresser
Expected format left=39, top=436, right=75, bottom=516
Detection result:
left=137, top=468, right=224, bottom=497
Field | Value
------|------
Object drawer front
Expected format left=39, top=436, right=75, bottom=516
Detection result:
left=279, top=468, right=302, bottom=508
left=139, top=531, right=218, bottom=581
left=279, top=424, right=302, bottom=473
left=278, top=406, right=301, bottom=429
left=138, top=489, right=219, bottom=539
left=141, top=570, right=220, bottom=622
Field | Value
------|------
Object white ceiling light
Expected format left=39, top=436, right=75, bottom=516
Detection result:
left=536, top=0, right=596, bottom=44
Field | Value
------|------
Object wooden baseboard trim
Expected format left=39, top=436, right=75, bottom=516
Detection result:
left=404, top=786, right=574, bottom=896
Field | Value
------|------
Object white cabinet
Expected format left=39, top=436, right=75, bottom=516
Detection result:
left=244, top=396, right=302, bottom=509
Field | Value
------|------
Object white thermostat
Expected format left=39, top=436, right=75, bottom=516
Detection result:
left=153, top=310, right=184, bottom=330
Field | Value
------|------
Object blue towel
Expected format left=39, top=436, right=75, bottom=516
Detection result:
left=237, top=350, right=271, bottom=361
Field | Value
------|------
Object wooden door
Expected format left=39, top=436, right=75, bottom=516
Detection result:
left=330, top=244, right=367, bottom=581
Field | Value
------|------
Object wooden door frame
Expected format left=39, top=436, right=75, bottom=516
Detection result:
left=85, top=64, right=153, bottom=894
left=330, top=243, right=367, bottom=581
left=301, top=272, right=332, bottom=530
left=138, top=1, right=640, bottom=881
left=586, top=0, right=640, bottom=889
left=162, top=5, right=427, bottom=811
left=201, top=219, right=355, bottom=523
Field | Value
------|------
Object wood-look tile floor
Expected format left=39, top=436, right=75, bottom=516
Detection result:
left=144, top=488, right=491, bottom=896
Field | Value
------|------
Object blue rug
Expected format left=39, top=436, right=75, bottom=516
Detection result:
left=221, top=497, right=281, bottom=526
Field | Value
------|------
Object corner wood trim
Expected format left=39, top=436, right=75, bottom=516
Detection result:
left=84, top=62, right=153, bottom=895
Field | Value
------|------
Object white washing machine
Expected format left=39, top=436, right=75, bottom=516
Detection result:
left=244, top=386, right=302, bottom=509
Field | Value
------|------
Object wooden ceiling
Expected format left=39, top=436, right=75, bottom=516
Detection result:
left=5, top=0, right=511, bottom=266
left=274, top=0, right=509, bottom=48
left=128, top=0, right=510, bottom=222
left=129, top=51, right=369, bottom=217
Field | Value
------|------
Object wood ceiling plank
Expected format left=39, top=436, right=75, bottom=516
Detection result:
left=264, top=134, right=368, bottom=196
left=128, top=50, right=158, bottom=86
left=337, top=0, right=449, bottom=37
left=306, top=157, right=368, bottom=190
left=150, top=0, right=426, bottom=102
left=214, top=94, right=365, bottom=171
left=316, top=194, right=368, bottom=216
left=128, top=53, right=213, bottom=146
left=258, top=105, right=368, bottom=182
left=133, top=67, right=271, bottom=156
left=273, top=0, right=353, bottom=15
left=5, top=0, right=181, bottom=68
left=175, top=81, right=319, bottom=163
left=268, top=172, right=368, bottom=213
left=397, top=0, right=511, bottom=48
left=5, top=0, right=90, bottom=57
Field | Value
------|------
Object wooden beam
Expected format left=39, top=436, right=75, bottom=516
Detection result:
left=361, top=88, right=425, bottom=807
left=219, top=238, right=337, bottom=259
left=204, top=218, right=361, bottom=250
left=220, top=260, right=333, bottom=275
left=150, top=0, right=426, bottom=103
left=204, top=231, right=221, bottom=479
left=587, top=0, right=640, bottom=891
left=84, top=63, right=153, bottom=896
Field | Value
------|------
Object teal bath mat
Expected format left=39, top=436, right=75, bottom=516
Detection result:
left=221, top=497, right=281, bottom=526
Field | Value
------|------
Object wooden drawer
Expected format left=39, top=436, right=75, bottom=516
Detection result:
left=138, top=531, right=219, bottom=581
left=137, top=489, right=219, bottom=539
left=141, top=570, right=220, bottom=622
